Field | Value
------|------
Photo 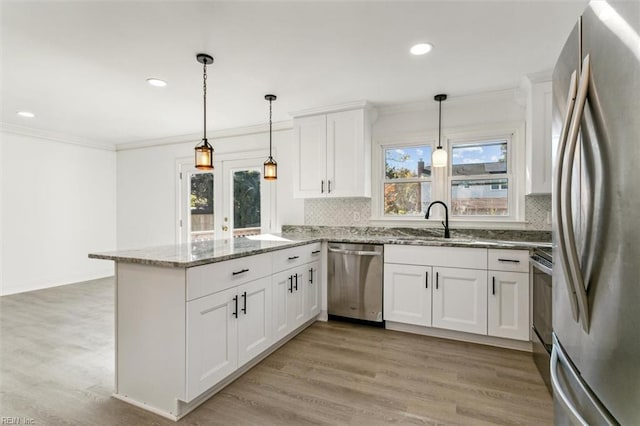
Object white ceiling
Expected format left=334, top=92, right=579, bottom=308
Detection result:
left=1, top=0, right=588, bottom=148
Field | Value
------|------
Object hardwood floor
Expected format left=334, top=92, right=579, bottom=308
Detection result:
left=1, top=278, right=553, bottom=425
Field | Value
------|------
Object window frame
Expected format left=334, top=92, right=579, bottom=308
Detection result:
left=447, top=134, right=514, bottom=218
left=381, top=142, right=435, bottom=218
left=371, top=123, right=525, bottom=227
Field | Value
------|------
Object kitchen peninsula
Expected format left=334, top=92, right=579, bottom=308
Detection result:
left=90, top=227, right=549, bottom=420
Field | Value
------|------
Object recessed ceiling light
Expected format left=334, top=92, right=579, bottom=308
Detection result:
left=17, top=111, right=35, bottom=118
left=410, top=43, right=433, bottom=56
left=146, top=78, right=167, bottom=87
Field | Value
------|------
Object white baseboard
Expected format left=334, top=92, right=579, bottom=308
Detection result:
left=385, top=321, right=532, bottom=352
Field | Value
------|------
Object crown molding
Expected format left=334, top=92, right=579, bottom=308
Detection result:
left=376, top=88, right=520, bottom=117
left=0, top=123, right=116, bottom=151
left=115, top=120, right=293, bottom=152
left=289, top=100, right=373, bottom=118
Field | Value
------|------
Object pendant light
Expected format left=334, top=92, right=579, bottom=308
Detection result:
left=263, top=94, right=277, bottom=180
left=432, top=94, right=448, bottom=168
left=194, top=53, right=214, bottom=170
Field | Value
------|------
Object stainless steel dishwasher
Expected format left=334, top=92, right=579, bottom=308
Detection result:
left=327, top=243, right=383, bottom=325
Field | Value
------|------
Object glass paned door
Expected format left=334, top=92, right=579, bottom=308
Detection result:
left=232, top=169, right=262, bottom=237
left=180, top=168, right=217, bottom=243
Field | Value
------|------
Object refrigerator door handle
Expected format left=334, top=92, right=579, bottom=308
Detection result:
left=554, top=68, right=580, bottom=322
left=551, top=335, right=618, bottom=426
left=561, top=54, right=591, bottom=332
left=551, top=342, right=588, bottom=426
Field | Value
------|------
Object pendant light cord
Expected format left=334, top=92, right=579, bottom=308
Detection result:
left=269, top=98, right=273, bottom=157
left=203, top=62, right=207, bottom=140
left=437, top=97, right=442, bottom=149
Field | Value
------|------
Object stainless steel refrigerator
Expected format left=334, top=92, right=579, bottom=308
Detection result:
left=551, top=1, right=639, bottom=424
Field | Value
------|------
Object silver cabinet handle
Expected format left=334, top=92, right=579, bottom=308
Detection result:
left=328, top=247, right=382, bottom=256
left=561, top=54, right=591, bottom=332
left=553, top=68, right=580, bottom=323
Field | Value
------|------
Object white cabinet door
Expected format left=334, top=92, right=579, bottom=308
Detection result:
left=305, top=261, right=321, bottom=319
left=289, top=268, right=306, bottom=328
left=488, top=271, right=530, bottom=341
left=432, top=267, right=487, bottom=335
left=383, top=264, right=432, bottom=326
left=237, top=277, right=273, bottom=367
left=326, top=109, right=369, bottom=198
left=525, top=78, right=553, bottom=195
left=293, top=114, right=327, bottom=198
left=186, top=287, right=238, bottom=401
left=272, top=270, right=292, bottom=341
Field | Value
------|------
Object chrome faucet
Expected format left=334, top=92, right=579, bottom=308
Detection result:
left=425, top=201, right=450, bottom=239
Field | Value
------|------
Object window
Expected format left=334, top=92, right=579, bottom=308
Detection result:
left=377, top=125, right=522, bottom=223
left=449, top=138, right=511, bottom=217
left=383, top=145, right=433, bottom=216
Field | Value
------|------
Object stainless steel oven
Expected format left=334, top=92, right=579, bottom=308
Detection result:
left=530, top=247, right=553, bottom=394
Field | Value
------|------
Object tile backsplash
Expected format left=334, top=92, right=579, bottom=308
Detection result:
left=304, top=194, right=552, bottom=230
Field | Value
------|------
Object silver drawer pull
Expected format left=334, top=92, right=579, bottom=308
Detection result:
left=232, top=268, right=249, bottom=276
left=498, top=258, right=520, bottom=263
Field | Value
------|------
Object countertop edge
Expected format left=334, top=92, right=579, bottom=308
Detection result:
left=89, top=235, right=546, bottom=268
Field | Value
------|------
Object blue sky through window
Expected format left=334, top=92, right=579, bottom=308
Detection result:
left=451, top=141, right=506, bottom=166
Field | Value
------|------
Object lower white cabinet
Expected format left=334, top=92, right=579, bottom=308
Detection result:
left=186, top=286, right=239, bottom=401
left=432, top=267, right=488, bottom=335
left=272, top=267, right=306, bottom=341
left=488, top=271, right=530, bottom=341
left=306, top=261, right=321, bottom=319
left=383, top=263, right=432, bottom=326
left=186, top=276, right=272, bottom=401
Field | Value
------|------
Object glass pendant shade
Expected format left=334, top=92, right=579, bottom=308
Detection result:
left=264, top=156, right=277, bottom=180
left=432, top=146, right=447, bottom=168
left=195, top=139, right=214, bottom=170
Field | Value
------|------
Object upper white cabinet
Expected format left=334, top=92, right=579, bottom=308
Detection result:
left=524, top=74, right=553, bottom=194
left=292, top=102, right=375, bottom=198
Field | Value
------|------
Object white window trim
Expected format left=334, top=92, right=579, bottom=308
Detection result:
left=370, top=122, right=526, bottom=229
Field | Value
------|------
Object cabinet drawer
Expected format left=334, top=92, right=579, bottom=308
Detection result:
left=272, top=243, right=321, bottom=273
left=187, top=253, right=272, bottom=301
left=384, top=244, right=487, bottom=270
left=488, top=249, right=530, bottom=272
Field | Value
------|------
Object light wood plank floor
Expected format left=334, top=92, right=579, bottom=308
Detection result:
left=1, top=278, right=553, bottom=425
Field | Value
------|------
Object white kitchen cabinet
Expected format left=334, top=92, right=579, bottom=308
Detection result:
left=305, top=260, right=321, bottom=319
left=186, top=276, right=273, bottom=401
left=524, top=75, right=553, bottom=195
left=237, top=277, right=273, bottom=367
left=272, top=267, right=306, bottom=341
left=383, top=263, right=432, bottom=326
left=432, top=266, right=488, bottom=335
left=488, top=271, right=530, bottom=341
left=292, top=104, right=373, bottom=198
left=186, top=286, right=238, bottom=401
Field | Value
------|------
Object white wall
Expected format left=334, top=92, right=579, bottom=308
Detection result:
left=116, top=128, right=304, bottom=250
left=1, top=132, right=117, bottom=295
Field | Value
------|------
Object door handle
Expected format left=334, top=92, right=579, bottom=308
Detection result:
left=561, top=54, right=591, bottom=332
left=288, top=275, right=293, bottom=293
left=288, top=255, right=299, bottom=260
left=554, top=68, right=580, bottom=323
left=436, top=272, right=439, bottom=290
left=294, top=273, right=298, bottom=291
left=241, top=291, right=247, bottom=315
left=232, top=268, right=249, bottom=276
left=321, top=180, right=324, bottom=193
left=497, top=258, right=520, bottom=263
left=232, top=295, right=238, bottom=318
left=311, top=250, right=321, bottom=254
left=492, top=276, right=495, bottom=295
left=425, top=271, right=428, bottom=289
left=328, top=180, right=332, bottom=193
left=309, top=268, right=314, bottom=284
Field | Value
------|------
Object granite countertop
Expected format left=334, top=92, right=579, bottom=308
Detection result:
left=89, top=227, right=551, bottom=268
